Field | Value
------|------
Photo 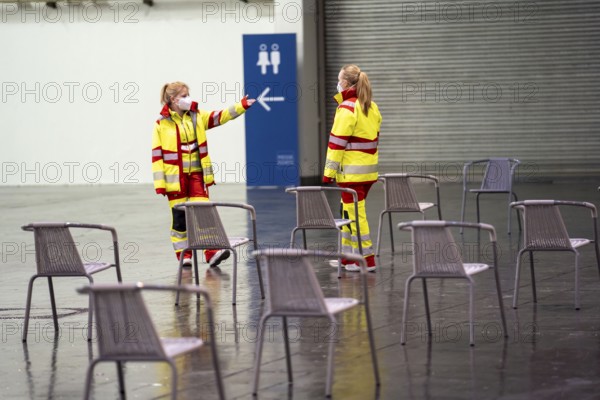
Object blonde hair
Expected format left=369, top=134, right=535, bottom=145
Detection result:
left=340, top=64, right=372, bottom=117
left=160, top=81, right=189, bottom=105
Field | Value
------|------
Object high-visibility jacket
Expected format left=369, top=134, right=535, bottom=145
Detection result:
left=152, top=98, right=249, bottom=195
left=324, top=87, right=382, bottom=184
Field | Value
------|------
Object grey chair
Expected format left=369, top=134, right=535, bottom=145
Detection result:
left=460, top=158, right=521, bottom=234
left=511, top=200, right=600, bottom=310
left=78, top=283, right=224, bottom=400
left=21, top=222, right=122, bottom=342
left=398, top=221, right=508, bottom=346
left=286, top=186, right=362, bottom=277
left=251, top=249, right=380, bottom=397
left=173, top=201, right=264, bottom=306
left=375, top=173, right=442, bottom=257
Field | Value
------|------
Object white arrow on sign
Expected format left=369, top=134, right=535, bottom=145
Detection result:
left=257, top=87, right=285, bottom=112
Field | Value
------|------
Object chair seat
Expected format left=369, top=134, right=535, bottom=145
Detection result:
left=161, top=337, right=204, bottom=358
left=229, top=237, right=250, bottom=247
left=325, top=297, right=359, bottom=315
left=334, top=219, right=353, bottom=228
left=463, top=263, right=490, bottom=276
left=570, top=238, right=591, bottom=249
left=84, top=262, right=116, bottom=275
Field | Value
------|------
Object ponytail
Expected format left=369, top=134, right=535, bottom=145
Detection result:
left=340, top=64, right=372, bottom=117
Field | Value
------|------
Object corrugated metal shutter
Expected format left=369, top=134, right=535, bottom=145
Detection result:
left=323, top=0, right=600, bottom=180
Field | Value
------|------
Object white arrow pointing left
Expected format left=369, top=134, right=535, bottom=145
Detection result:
left=257, top=87, right=285, bottom=112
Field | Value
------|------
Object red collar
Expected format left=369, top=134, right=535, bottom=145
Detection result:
left=159, top=101, right=199, bottom=118
left=334, top=87, right=357, bottom=104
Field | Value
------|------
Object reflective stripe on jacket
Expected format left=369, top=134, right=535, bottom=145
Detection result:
left=152, top=98, right=249, bottom=195
left=324, top=87, right=382, bottom=184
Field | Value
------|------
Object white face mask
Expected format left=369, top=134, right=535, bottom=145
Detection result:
left=337, top=82, right=344, bottom=93
left=177, top=96, right=192, bottom=111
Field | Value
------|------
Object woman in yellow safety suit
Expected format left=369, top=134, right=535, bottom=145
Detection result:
left=152, top=81, right=255, bottom=267
left=323, top=65, right=381, bottom=272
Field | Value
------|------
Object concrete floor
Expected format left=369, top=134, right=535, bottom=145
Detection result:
left=1, top=181, right=600, bottom=399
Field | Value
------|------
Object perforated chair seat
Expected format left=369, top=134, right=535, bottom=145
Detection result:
left=79, top=283, right=225, bottom=400
left=161, top=337, right=203, bottom=358
left=511, top=200, right=600, bottom=310
left=325, top=298, right=359, bottom=315
left=287, top=187, right=362, bottom=278
left=464, top=263, right=491, bottom=276
left=21, top=222, right=122, bottom=342
left=461, top=158, right=521, bottom=234
left=376, top=174, right=442, bottom=257
left=173, top=202, right=265, bottom=306
left=398, top=221, right=507, bottom=346
left=251, top=249, right=379, bottom=397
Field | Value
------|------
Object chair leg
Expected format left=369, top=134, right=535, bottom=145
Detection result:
left=511, top=192, right=522, bottom=233
left=282, top=316, right=293, bottom=385
left=460, top=189, right=467, bottom=234
left=175, top=255, right=186, bottom=306
left=375, top=211, right=385, bottom=257
left=513, top=250, right=526, bottom=308
left=87, top=277, right=95, bottom=341
left=168, top=360, right=178, bottom=400
left=422, top=279, right=432, bottom=337
left=193, top=250, right=200, bottom=301
left=388, top=212, right=395, bottom=253
left=232, top=250, right=238, bottom=306
left=22, top=275, right=41, bottom=342
left=252, top=316, right=270, bottom=395
left=574, top=250, right=580, bottom=310
left=492, top=263, right=508, bottom=338
left=469, top=281, right=475, bottom=346
left=84, top=359, right=101, bottom=400
left=116, top=361, right=126, bottom=399
left=302, top=229, right=308, bottom=250
left=363, top=303, right=381, bottom=387
left=205, top=306, right=225, bottom=400
left=325, top=318, right=336, bottom=398
left=595, top=240, right=600, bottom=279
left=48, top=277, right=59, bottom=334
left=401, top=276, right=416, bottom=344
left=529, top=251, right=537, bottom=303
left=475, top=193, right=482, bottom=224
left=337, top=231, right=343, bottom=279
left=254, top=248, right=265, bottom=300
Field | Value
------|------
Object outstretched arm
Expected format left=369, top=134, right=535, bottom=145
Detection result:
left=200, top=96, right=256, bottom=130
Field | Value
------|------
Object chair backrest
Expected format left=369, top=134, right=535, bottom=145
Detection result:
left=30, top=225, right=86, bottom=275
left=88, top=285, right=166, bottom=360
left=382, top=175, right=420, bottom=212
left=519, top=203, right=572, bottom=249
left=480, top=158, right=513, bottom=191
left=255, top=249, right=330, bottom=316
left=184, top=203, right=231, bottom=249
left=294, top=189, right=337, bottom=228
left=406, top=223, right=468, bottom=277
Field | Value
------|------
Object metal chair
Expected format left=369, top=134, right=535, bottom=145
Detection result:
left=460, top=158, right=521, bottom=234
left=78, top=283, right=224, bottom=400
left=375, top=173, right=442, bottom=257
left=21, top=222, right=122, bottom=342
left=398, top=221, right=508, bottom=346
left=511, top=200, right=600, bottom=310
left=286, top=186, right=362, bottom=277
left=173, top=201, right=264, bottom=306
left=251, top=249, right=380, bottom=397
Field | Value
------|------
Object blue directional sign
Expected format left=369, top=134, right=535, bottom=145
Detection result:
left=243, top=33, right=298, bottom=187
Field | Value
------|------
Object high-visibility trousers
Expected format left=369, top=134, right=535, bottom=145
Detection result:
left=338, top=182, right=376, bottom=267
left=166, top=172, right=219, bottom=262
